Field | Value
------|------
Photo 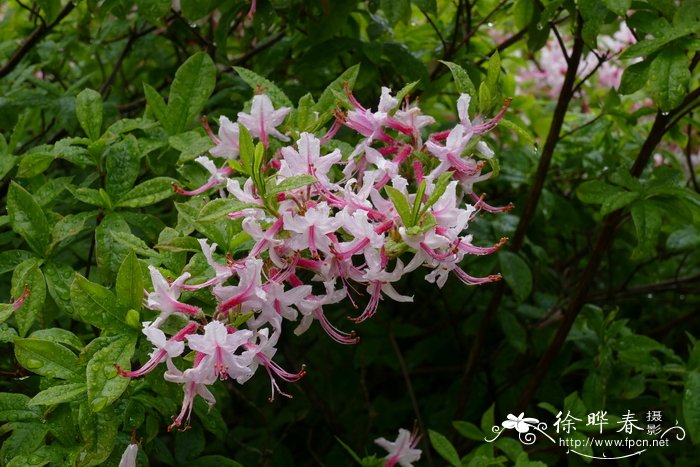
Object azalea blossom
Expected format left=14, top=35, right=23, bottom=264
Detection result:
left=118, top=443, right=139, bottom=467
left=375, top=428, right=422, bottom=467
left=237, top=94, right=290, bottom=146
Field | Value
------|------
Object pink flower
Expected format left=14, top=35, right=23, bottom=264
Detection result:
left=237, top=94, right=290, bottom=146
left=145, top=266, right=202, bottom=327
left=186, top=321, right=254, bottom=382
left=174, top=156, right=233, bottom=196
left=375, top=428, right=422, bottom=467
left=282, top=202, right=339, bottom=257
left=244, top=328, right=306, bottom=400
left=214, top=258, right=266, bottom=315
left=118, top=443, right=138, bottom=467
left=164, top=357, right=217, bottom=430
left=279, top=132, right=342, bottom=186
left=209, top=116, right=240, bottom=159
left=117, top=321, right=196, bottom=378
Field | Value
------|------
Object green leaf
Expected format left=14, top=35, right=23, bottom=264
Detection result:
left=576, top=180, right=623, bottom=204
left=383, top=43, right=429, bottom=84
left=144, top=83, right=171, bottom=131
left=267, top=175, right=317, bottom=198
left=621, top=25, right=699, bottom=59
left=14, top=338, right=81, bottom=381
left=0, top=393, right=41, bottom=421
left=381, top=0, right=411, bottom=25
left=169, top=53, right=217, bottom=134
left=498, top=310, right=527, bottom=353
left=51, top=211, right=96, bottom=248
left=76, top=89, right=103, bottom=141
left=513, top=0, right=535, bottom=30
left=69, top=187, right=108, bottom=208
left=7, top=182, right=50, bottom=256
left=95, top=213, right=130, bottom=284
left=619, top=59, right=651, bottom=95
left=87, top=335, right=136, bottom=412
left=105, top=136, right=141, bottom=198
left=600, top=191, right=640, bottom=215
left=70, top=273, right=126, bottom=331
left=78, top=403, right=119, bottom=466
left=384, top=186, right=413, bottom=227
left=602, top=0, right=631, bottom=16
left=666, top=225, right=700, bottom=251
left=313, top=64, right=360, bottom=121
left=452, top=421, right=484, bottom=441
left=111, top=230, right=159, bottom=258
left=30, top=328, right=83, bottom=352
left=684, top=371, right=700, bottom=444
left=198, top=198, right=258, bottom=223
left=647, top=48, right=691, bottom=111
left=428, top=430, right=461, bottom=467
left=116, top=177, right=176, bottom=208
left=171, top=130, right=215, bottom=163
left=234, top=66, right=293, bottom=109
left=440, top=61, right=477, bottom=96
left=186, top=456, right=243, bottom=467
left=412, top=0, right=437, bottom=15
left=17, top=153, right=54, bottom=178
left=486, top=51, right=501, bottom=93
left=116, top=252, right=144, bottom=312
left=11, top=261, right=45, bottom=336
left=41, top=262, right=75, bottom=315
left=498, top=251, right=532, bottom=301
left=28, top=383, right=87, bottom=406
left=0, top=250, right=34, bottom=276
left=630, top=201, right=662, bottom=259
left=422, top=172, right=453, bottom=215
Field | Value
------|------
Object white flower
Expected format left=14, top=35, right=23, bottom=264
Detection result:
left=375, top=428, right=422, bottom=467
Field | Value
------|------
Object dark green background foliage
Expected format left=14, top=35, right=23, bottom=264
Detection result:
left=1, top=0, right=700, bottom=465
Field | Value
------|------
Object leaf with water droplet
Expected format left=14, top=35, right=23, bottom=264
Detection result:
left=0, top=393, right=42, bottom=422
left=28, top=383, right=87, bottom=407
left=86, top=335, right=136, bottom=412
left=14, top=338, right=82, bottom=381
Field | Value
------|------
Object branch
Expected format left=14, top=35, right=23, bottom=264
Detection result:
left=514, top=110, right=673, bottom=413
left=453, top=17, right=585, bottom=421
left=686, top=119, right=700, bottom=192
left=0, top=2, right=75, bottom=79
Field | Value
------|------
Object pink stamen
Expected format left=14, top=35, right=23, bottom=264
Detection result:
left=314, top=308, right=359, bottom=345
left=453, top=267, right=502, bottom=285
left=202, top=116, right=221, bottom=144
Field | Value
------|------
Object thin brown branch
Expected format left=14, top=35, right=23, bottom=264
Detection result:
left=388, top=328, right=433, bottom=467
left=514, top=109, right=673, bottom=413
left=453, top=17, right=585, bottom=422
left=0, top=2, right=75, bottom=79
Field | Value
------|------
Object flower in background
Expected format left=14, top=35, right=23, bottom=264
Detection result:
left=375, top=427, right=422, bottom=467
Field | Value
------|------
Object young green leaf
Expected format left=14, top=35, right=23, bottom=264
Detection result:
left=11, top=261, right=45, bottom=337
left=7, top=182, right=50, bottom=256
left=266, top=174, right=317, bottom=198
left=70, top=273, right=127, bottom=331
left=169, top=53, right=217, bottom=134
left=143, top=82, right=171, bottom=130
left=116, top=177, right=177, bottom=208
left=234, top=66, right=293, bottom=109
left=428, top=430, right=461, bottom=467
left=116, top=252, right=144, bottom=313
left=28, top=383, right=87, bottom=406
left=440, top=61, right=477, bottom=96
left=647, top=48, right=691, bottom=111
left=498, top=251, right=532, bottom=302
left=384, top=186, right=413, bottom=227
left=75, top=88, right=103, bottom=141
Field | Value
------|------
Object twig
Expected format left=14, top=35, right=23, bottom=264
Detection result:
left=686, top=118, right=699, bottom=192
left=388, top=327, right=433, bottom=467
left=514, top=108, right=674, bottom=413
left=452, top=17, right=585, bottom=422
left=551, top=22, right=570, bottom=64
left=587, top=272, right=700, bottom=303
left=419, top=7, right=447, bottom=51
left=0, top=2, right=75, bottom=79
left=231, top=32, right=286, bottom=66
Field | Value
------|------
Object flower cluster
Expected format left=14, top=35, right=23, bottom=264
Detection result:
left=517, top=22, right=637, bottom=97
left=119, top=86, right=510, bottom=429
